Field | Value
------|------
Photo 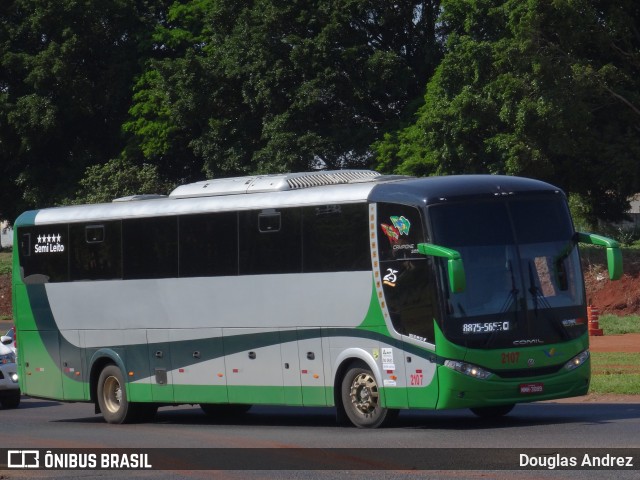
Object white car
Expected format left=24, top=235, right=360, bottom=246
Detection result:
left=2, top=327, right=16, bottom=354
left=0, top=331, right=20, bottom=408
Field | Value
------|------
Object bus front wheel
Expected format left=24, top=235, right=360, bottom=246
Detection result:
left=340, top=362, right=397, bottom=428
left=97, top=365, right=156, bottom=424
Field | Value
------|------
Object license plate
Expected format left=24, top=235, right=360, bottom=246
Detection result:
left=519, top=382, right=544, bottom=394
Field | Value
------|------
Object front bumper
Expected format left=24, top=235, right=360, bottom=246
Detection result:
left=435, top=358, right=590, bottom=410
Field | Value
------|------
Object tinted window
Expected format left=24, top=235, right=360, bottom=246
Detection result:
left=70, top=222, right=122, bottom=280
left=239, top=209, right=302, bottom=275
left=18, top=225, right=69, bottom=283
left=302, top=204, right=370, bottom=272
left=179, top=212, right=238, bottom=277
left=377, top=203, right=437, bottom=342
left=510, top=197, right=573, bottom=243
left=123, top=217, right=178, bottom=279
left=378, top=203, right=426, bottom=261
left=429, top=201, right=514, bottom=248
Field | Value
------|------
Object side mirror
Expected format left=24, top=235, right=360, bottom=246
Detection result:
left=577, top=232, right=623, bottom=281
left=1, top=336, right=11, bottom=345
left=417, top=243, right=466, bottom=293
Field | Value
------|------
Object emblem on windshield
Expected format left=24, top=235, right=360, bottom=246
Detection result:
left=383, top=268, right=398, bottom=287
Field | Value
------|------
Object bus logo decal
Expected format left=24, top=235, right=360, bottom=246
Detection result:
left=34, top=233, right=65, bottom=254
left=543, top=348, right=562, bottom=358
left=390, top=216, right=411, bottom=235
left=383, top=268, right=398, bottom=287
left=380, top=223, right=399, bottom=243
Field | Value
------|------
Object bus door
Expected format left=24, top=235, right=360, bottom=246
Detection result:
left=376, top=202, right=439, bottom=409
left=147, top=330, right=174, bottom=403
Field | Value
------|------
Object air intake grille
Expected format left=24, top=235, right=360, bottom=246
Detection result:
left=286, top=170, right=381, bottom=190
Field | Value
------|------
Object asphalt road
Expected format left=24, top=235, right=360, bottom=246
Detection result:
left=0, top=396, right=639, bottom=479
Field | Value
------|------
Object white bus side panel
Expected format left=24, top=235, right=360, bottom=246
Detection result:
left=45, top=271, right=373, bottom=347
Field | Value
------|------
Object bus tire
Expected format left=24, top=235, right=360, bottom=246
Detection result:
left=0, top=391, right=21, bottom=409
left=340, top=362, right=396, bottom=428
left=470, top=404, right=515, bottom=418
left=97, top=364, right=146, bottom=424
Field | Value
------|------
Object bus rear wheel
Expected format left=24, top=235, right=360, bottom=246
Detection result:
left=97, top=364, right=156, bottom=424
left=470, top=404, right=515, bottom=418
left=340, top=362, right=396, bottom=428
left=0, top=391, right=20, bottom=409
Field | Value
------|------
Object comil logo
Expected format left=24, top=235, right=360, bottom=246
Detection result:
left=8, top=450, right=40, bottom=468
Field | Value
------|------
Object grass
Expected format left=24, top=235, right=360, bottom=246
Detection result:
left=0, top=251, right=11, bottom=275
left=590, top=352, right=640, bottom=395
left=599, top=314, right=640, bottom=334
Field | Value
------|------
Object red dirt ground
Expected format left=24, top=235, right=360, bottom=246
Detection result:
left=0, top=274, right=9, bottom=319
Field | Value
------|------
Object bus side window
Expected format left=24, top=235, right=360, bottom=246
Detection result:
left=179, top=212, right=238, bottom=277
left=239, top=208, right=302, bottom=275
left=377, top=203, right=437, bottom=343
left=70, top=222, right=122, bottom=281
left=302, top=203, right=369, bottom=272
left=123, top=217, right=178, bottom=280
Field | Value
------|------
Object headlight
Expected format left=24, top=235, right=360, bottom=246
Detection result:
left=10, top=373, right=18, bottom=383
left=564, top=350, right=589, bottom=371
left=444, top=360, right=493, bottom=380
left=0, top=352, right=15, bottom=364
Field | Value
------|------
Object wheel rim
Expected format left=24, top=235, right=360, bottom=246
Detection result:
left=349, top=372, right=379, bottom=415
left=102, top=375, right=123, bottom=414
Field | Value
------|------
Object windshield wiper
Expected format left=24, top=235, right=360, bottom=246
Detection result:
left=527, top=261, right=570, bottom=340
left=499, top=260, right=519, bottom=314
left=527, top=261, right=553, bottom=313
left=484, top=260, right=519, bottom=348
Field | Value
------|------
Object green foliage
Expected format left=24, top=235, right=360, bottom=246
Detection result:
left=374, top=0, right=640, bottom=224
left=126, top=0, right=443, bottom=180
left=67, top=157, right=174, bottom=205
left=2, top=0, right=640, bottom=225
left=0, top=0, right=171, bottom=217
left=568, top=193, right=597, bottom=232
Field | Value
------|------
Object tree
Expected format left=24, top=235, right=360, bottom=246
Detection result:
left=125, top=0, right=443, bottom=179
left=374, top=0, right=640, bottom=223
left=68, top=156, right=173, bottom=205
left=0, top=0, right=170, bottom=219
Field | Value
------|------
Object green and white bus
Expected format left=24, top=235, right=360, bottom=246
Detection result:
left=12, top=171, right=621, bottom=427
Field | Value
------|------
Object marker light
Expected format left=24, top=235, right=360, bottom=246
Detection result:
left=444, top=360, right=493, bottom=380
left=564, top=350, right=590, bottom=371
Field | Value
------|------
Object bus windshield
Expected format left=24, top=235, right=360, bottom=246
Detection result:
left=429, top=195, right=585, bottom=349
